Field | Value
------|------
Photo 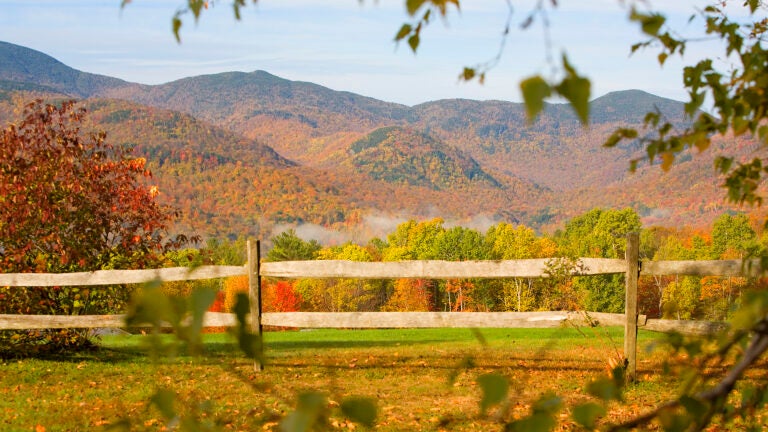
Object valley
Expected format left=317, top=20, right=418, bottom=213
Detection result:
left=0, top=41, right=759, bottom=241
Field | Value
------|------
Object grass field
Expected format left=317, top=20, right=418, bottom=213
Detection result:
left=0, top=327, right=762, bottom=431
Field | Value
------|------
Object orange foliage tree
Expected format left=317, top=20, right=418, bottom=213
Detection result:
left=382, top=279, right=434, bottom=312
left=223, top=275, right=249, bottom=312
left=0, top=100, right=192, bottom=354
left=262, top=280, right=302, bottom=312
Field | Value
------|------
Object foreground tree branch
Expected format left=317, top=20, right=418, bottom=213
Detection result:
left=609, top=316, right=768, bottom=431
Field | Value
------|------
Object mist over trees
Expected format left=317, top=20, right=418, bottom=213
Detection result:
left=249, top=208, right=766, bottom=320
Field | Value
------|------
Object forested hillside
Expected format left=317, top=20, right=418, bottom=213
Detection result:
left=0, top=41, right=761, bottom=239
left=0, top=41, right=138, bottom=98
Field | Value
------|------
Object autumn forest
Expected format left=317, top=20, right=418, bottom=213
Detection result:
left=2, top=41, right=767, bottom=322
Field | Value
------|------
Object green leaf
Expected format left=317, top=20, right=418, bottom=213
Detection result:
left=281, top=411, right=314, bottom=432
left=679, top=396, right=708, bottom=418
left=233, top=0, right=246, bottom=20
left=684, top=91, right=706, bottom=116
left=150, top=388, right=177, bottom=421
left=189, top=0, right=204, bottom=19
left=644, top=111, right=660, bottom=127
left=714, top=156, right=733, bottom=174
left=105, top=419, right=131, bottom=431
left=125, top=284, right=173, bottom=328
left=461, top=67, right=476, bottom=81
left=406, top=0, right=427, bottom=16
left=231, top=293, right=263, bottom=360
left=520, top=75, right=552, bottom=122
left=757, top=125, right=768, bottom=145
left=630, top=8, right=666, bottom=36
left=659, top=409, right=692, bottom=432
left=506, top=412, right=557, bottom=432
left=407, top=34, right=420, bottom=53
left=572, top=402, right=606, bottom=429
left=298, top=392, right=326, bottom=413
left=586, top=377, right=622, bottom=401
left=395, top=24, right=412, bottom=41
left=281, top=392, right=326, bottom=432
left=189, top=287, right=216, bottom=336
left=476, top=373, right=509, bottom=414
left=234, top=292, right=250, bottom=322
left=661, top=152, right=675, bottom=171
left=554, top=55, right=590, bottom=124
left=604, top=128, right=638, bottom=148
left=555, top=75, right=591, bottom=124
left=532, top=392, right=563, bottom=415
left=238, top=330, right=263, bottom=360
left=172, top=16, right=182, bottom=43
left=341, top=397, right=377, bottom=427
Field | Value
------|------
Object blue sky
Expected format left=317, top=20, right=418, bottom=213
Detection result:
left=0, top=0, right=724, bottom=106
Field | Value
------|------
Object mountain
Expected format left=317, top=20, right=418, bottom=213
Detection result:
left=0, top=40, right=754, bottom=238
left=342, top=126, right=502, bottom=190
left=100, top=70, right=412, bottom=162
left=103, top=70, right=410, bottom=124
left=83, top=98, right=293, bottom=169
left=97, top=70, right=691, bottom=192
left=0, top=41, right=138, bottom=97
left=589, top=89, right=690, bottom=124
left=0, top=95, right=362, bottom=238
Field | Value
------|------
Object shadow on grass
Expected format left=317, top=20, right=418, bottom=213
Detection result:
left=14, top=335, right=460, bottom=364
left=5, top=327, right=640, bottom=367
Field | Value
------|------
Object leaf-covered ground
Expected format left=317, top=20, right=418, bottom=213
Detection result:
left=1, top=328, right=765, bottom=431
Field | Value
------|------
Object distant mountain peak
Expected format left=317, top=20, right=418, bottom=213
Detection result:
left=0, top=41, right=133, bottom=97
left=589, top=89, right=689, bottom=123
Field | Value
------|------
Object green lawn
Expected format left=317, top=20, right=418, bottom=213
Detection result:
left=0, top=327, right=753, bottom=431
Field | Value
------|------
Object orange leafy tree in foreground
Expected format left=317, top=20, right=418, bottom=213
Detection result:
left=0, top=100, right=191, bottom=355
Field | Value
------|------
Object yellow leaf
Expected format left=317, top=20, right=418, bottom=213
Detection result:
left=661, top=153, right=675, bottom=171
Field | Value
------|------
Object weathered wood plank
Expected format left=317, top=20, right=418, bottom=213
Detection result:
left=260, top=258, right=626, bottom=279
left=0, top=312, right=238, bottom=330
left=0, top=314, right=127, bottom=329
left=573, top=312, right=646, bottom=327
left=641, top=319, right=728, bottom=336
left=641, top=259, right=764, bottom=277
left=0, top=265, right=247, bottom=287
left=0, top=310, right=658, bottom=331
left=203, top=312, right=239, bottom=327
left=259, top=311, right=628, bottom=329
left=3, top=259, right=760, bottom=287
left=248, top=240, right=264, bottom=370
left=625, top=232, right=640, bottom=382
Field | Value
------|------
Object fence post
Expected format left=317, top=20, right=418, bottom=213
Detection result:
left=624, top=232, right=639, bottom=382
left=247, top=239, right=264, bottom=371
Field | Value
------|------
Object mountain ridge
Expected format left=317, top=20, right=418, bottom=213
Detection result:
left=0, top=40, right=752, bottom=239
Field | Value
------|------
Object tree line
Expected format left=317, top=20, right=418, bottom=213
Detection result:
left=199, top=208, right=767, bottom=321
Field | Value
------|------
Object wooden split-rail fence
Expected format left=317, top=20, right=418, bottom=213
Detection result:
left=0, top=234, right=760, bottom=380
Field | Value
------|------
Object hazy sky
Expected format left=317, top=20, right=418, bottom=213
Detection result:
left=0, top=0, right=726, bottom=106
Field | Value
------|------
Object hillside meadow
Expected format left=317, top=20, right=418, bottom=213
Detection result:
left=2, top=327, right=766, bottom=431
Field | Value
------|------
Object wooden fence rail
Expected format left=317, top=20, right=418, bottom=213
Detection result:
left=0, top=236, right=760, bottom=380
left=0, top=265, right=247, bottom=287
